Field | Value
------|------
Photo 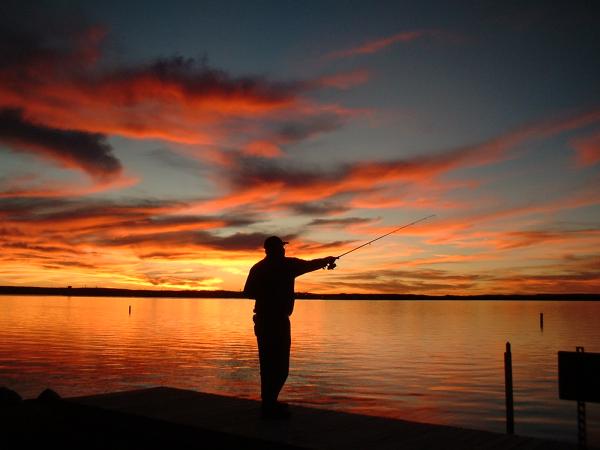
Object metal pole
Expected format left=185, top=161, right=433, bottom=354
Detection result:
left=576, top=346, right=586, bottom=449
left=504, top=342, right=514, bottom=434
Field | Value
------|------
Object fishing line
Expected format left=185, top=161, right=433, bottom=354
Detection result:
left=326, top=214, right=436, bottom=269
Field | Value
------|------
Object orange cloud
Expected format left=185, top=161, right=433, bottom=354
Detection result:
left=491, top=229, right=600, bottom=250
left=403, top=254, right=494, bottom=267
left=381, top=186, right=600, bottom=252
left=326, top=30, right=431, bottom=60
left=0, top=172, right=138, bottom=198
left=300, top=247, right=600, bottom=295
left=237, top=108, right=359, bottom=158
left=0, top=25, right=360, bottom=157
left=0, top=61, right=297, bottom=145
left=485, top=257, right=600, bottom=294
left=0, top=196, right=270, bottom=289
left=316, top=69, right=371, bottom=89
left=572, top=131, right=600, bottom=166
left=188, top=108, right=600, bottom=216
left=243, top=140, right=283, bottom=158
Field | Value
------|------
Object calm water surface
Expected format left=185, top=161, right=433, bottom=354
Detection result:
left=0, top=296, right=598, bottom=445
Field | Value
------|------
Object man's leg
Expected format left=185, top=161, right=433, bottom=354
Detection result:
left=255, top=315, right=278, bottom=405
left=255, top=316, right=291, bottom=417
left=272, top=317, right=291, bottom=402
left=257, top=333, right=278, bottom=405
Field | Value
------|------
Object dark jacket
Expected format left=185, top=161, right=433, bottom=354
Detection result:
left=244, top=256, right=330, bottom=317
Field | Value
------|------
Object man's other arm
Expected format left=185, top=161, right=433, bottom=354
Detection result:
left=243, top=266, right=258, bottom=298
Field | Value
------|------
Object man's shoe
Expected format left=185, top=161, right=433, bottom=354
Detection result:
left=260, top=402, right=291, bottom=420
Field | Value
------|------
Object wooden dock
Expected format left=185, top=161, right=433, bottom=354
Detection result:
left=68, top=387, right=579, bottom=449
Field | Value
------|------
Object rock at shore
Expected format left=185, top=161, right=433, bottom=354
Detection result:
left=0, top=387, right=22, bottom=406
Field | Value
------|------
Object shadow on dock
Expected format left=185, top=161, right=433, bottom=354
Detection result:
left=2, top=387, right=587, bottom=449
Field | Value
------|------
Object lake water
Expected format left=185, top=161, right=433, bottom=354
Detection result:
left=0, top=296, right=598, bottom=445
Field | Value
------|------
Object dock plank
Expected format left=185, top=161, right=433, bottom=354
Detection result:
left=71, top=387, right=579, bottom=450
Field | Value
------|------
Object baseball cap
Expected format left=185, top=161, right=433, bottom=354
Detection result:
left=263, top=236, right=288, bottom=250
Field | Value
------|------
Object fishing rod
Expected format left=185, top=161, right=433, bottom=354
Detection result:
left=326, top=214, right=436, bottom=270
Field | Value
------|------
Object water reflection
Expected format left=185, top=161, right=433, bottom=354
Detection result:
left=0, top=296, right=598, bottom=445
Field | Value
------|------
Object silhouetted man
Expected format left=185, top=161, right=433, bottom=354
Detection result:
left=244, top=236, right=336, bottom=419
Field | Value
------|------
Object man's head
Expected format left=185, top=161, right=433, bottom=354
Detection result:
left=264, top=236, right=288, bottom=258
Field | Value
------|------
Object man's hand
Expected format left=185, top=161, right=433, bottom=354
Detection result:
left=324, top=256, right=338, bottom=270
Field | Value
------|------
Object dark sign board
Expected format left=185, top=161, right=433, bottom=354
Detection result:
left=558, top=351, right=600, bottom=403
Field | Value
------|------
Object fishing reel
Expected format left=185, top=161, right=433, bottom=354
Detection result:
left=326, top=257, right=338, bottom=270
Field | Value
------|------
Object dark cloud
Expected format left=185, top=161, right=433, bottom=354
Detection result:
left=0, top=195, right=270, bottom=273
left=275, top=114, right=345, bottom=144
left=308, top=217, right=378, bottom=227
left=294, top=239, right=357, bottom=253
left=227, top=140, right=473, bottom=192
left=0, top=4, right=355, bottom=190
left=0, top=198, right=70, bottom=216
left=486, top=264, right=600, bottom=292
left=0, top=195, right=267, bottom=249
left=0, top=108, right=121, bottom=180
left=152, top=214, right=255, bottom=228
left=230, top=155, right=340, bottom=188
left=0, top=197, right=256, bottom=234
left=240, top=113, right=348, bottom=157
left=0, top=14, right=300, bottom=110
left=562, top=254, right=600, bottom=269
left=147, top=148, right=207, bottom=174
left=3, top=242, right=81, bottom=254
left=119, top=56, right=299, bottom=104
left=102, top=230, right=299, bottom=252
left=324, top=268, right=482, bottom=294
left=514, top=273, right=599, bottom=282
left=142, top=273, right=215, bottom=287
left=138, top=251, right=196, bottom=260
left=326, top=262, right=600, bottom=294
left=42, top=260, right=98, bottom=270
left=330, top=279, right=476, bottom=293
left=333, top=269, right=481, bottom=283
left=204, top=231, right=298, bottom=251
left=288, top=201, right=351, bottom=216
left=0, top=4, right=106, bottom=98
left=0, top=24, right=48, bottom=68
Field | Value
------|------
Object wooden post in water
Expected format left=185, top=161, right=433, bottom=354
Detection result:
left=576, top=346, right=586, bottom=448
left=504, top=341, right=514, bottom=434
left=129, top=305, right=131, bottom=315
left=540, top=313, right=544, bottom=330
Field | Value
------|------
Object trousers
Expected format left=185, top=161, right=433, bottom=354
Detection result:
left=253, top=314, right=291, bottom=404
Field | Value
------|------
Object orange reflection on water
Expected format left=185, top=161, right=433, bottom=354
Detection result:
left=1, top=296, right=599, bottom=445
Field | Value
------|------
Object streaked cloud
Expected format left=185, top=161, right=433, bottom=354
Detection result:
left=571, top=131, right=600, bottom=167
left=325, top=30, right=434, bottom=60
left=192, top=108, right=600, bottom=216
left=308, top=217, right=379, bottom=228
left=316, top=69, right=371, bottom=89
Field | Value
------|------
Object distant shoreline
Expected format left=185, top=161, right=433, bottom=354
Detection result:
left=0, top=286, right=598, bottom=300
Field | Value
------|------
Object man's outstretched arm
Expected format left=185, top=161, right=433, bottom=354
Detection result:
left=294, top=256, right=337, bottom=276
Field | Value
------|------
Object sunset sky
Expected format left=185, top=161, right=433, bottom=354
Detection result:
left=1, top=0, right=599, bottom=294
